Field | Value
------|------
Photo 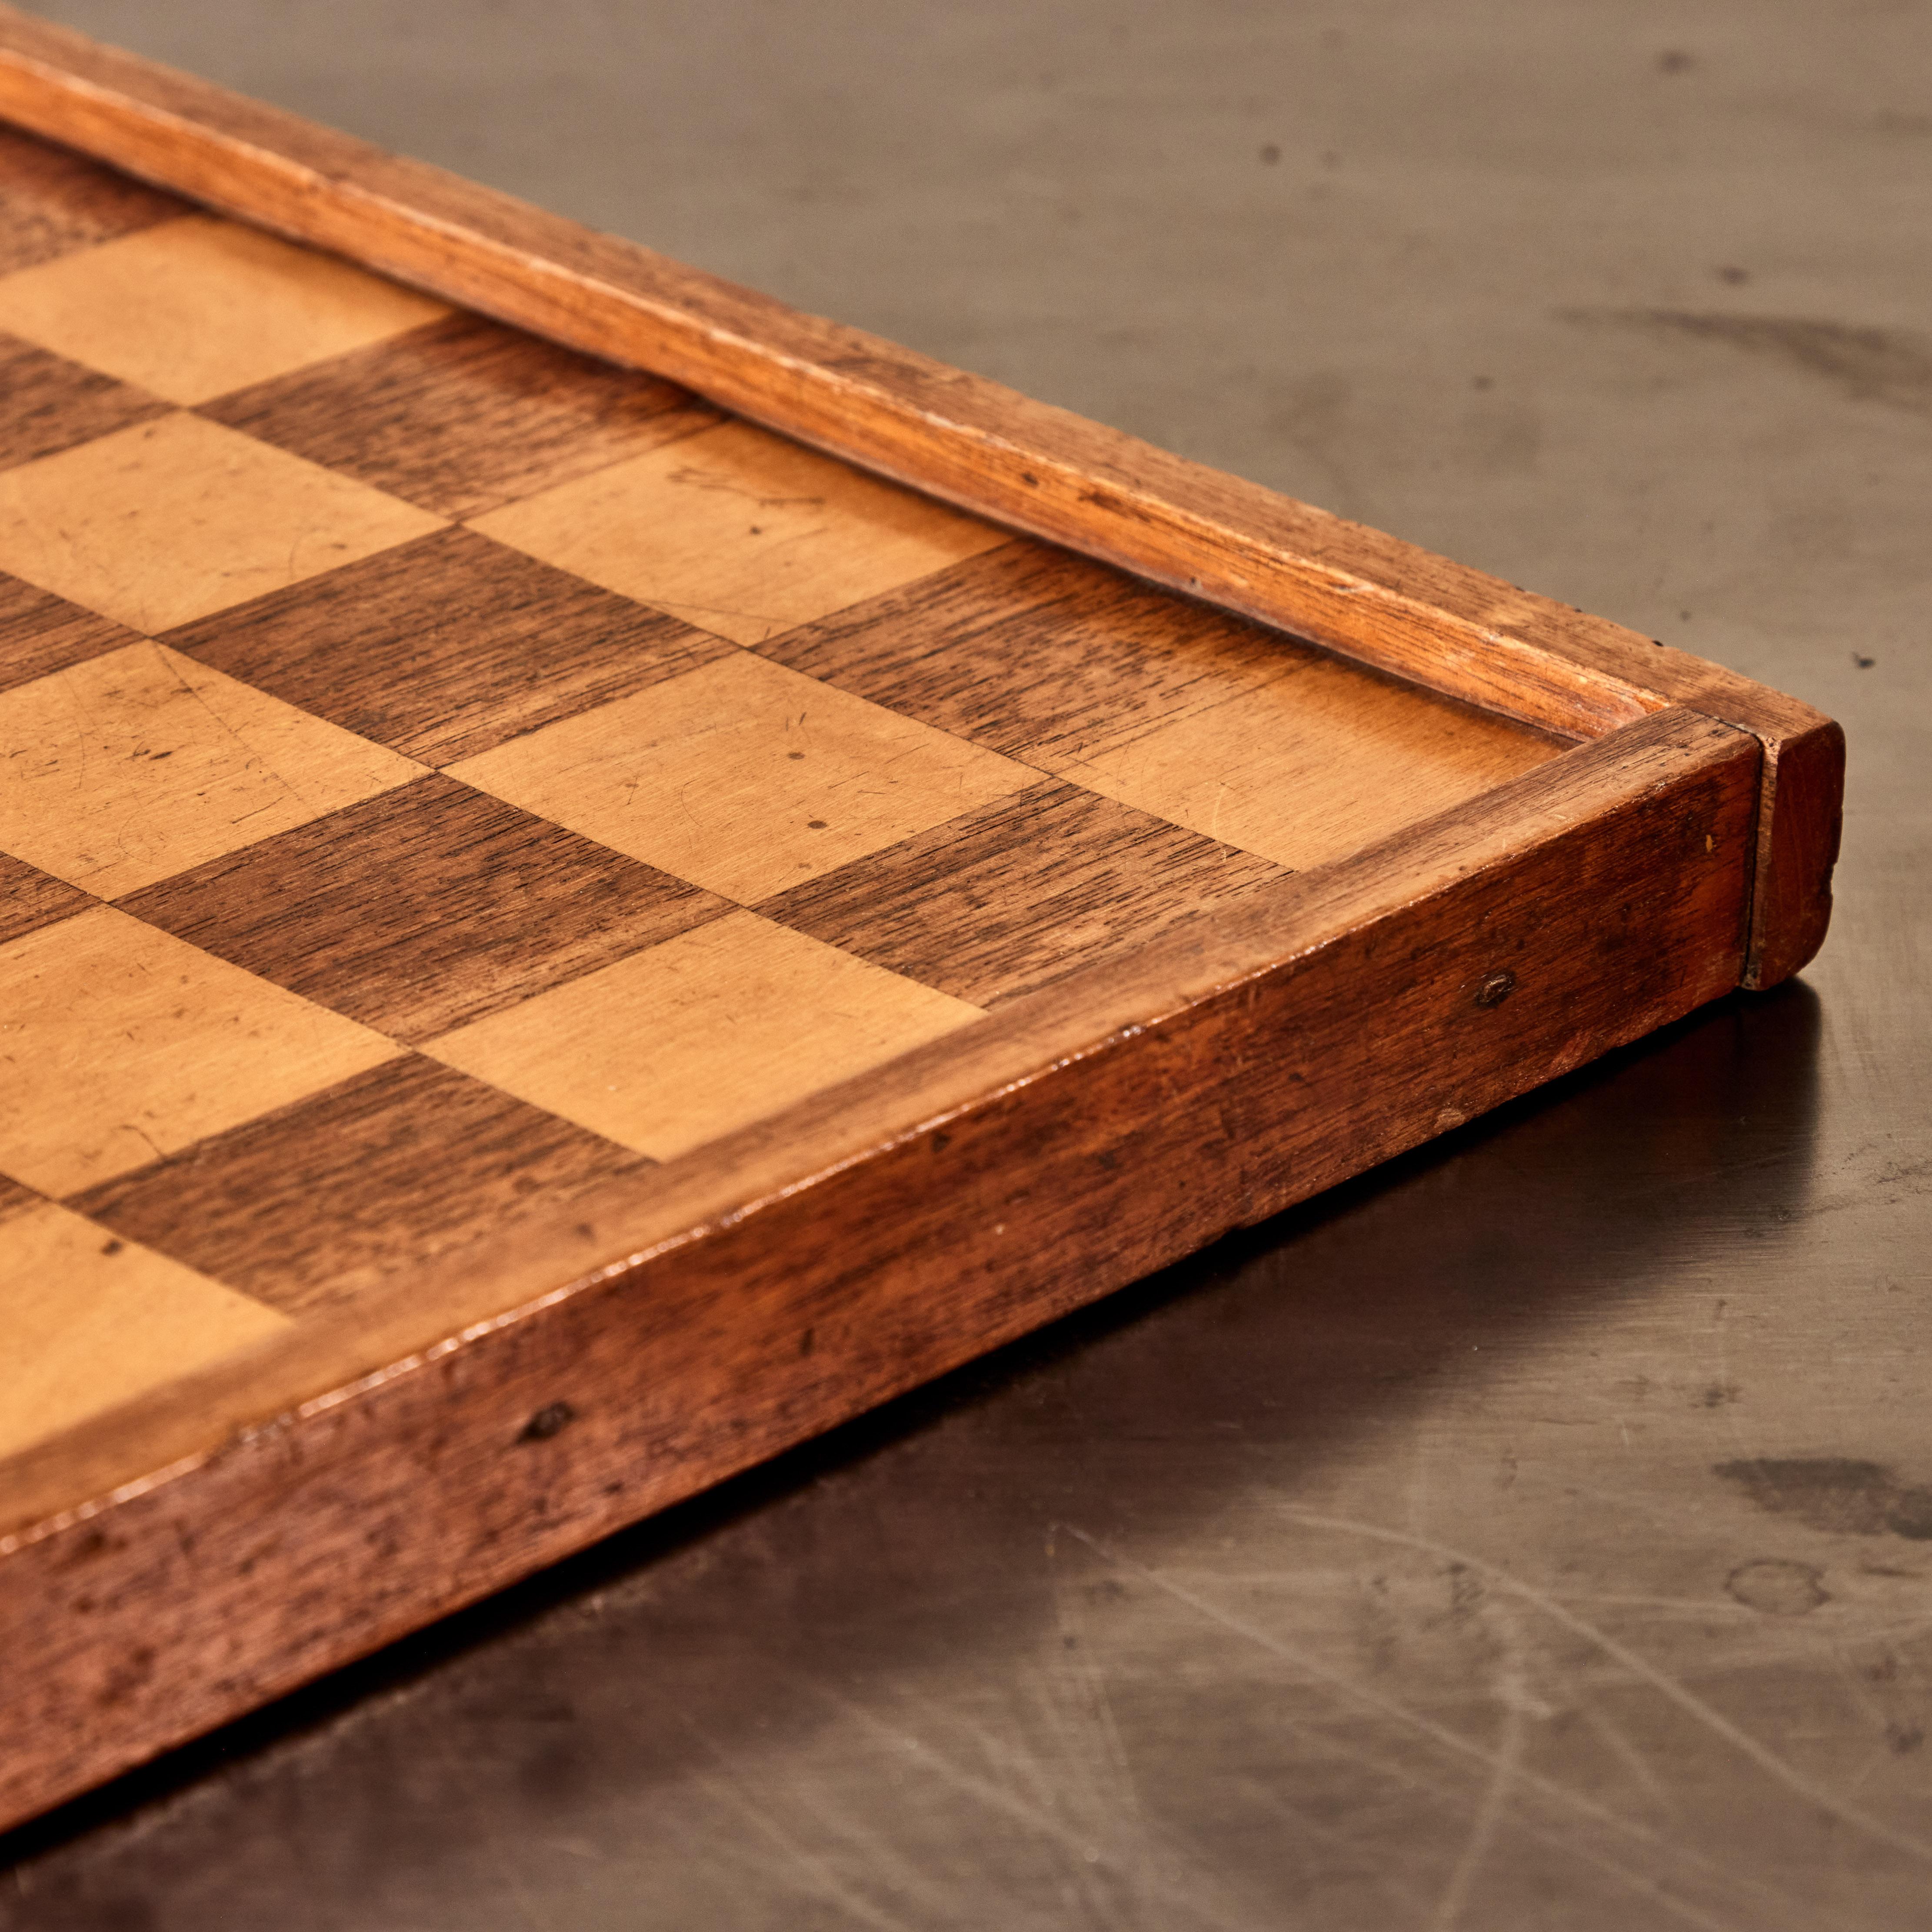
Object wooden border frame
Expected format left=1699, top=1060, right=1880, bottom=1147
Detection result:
left=0, top=9, right=1839, bottom=1834
left=0, top=5, right=1839, bottom=987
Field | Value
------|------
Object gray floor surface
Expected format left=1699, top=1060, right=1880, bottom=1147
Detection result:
left=3, top=2, right=1928, bottom=1926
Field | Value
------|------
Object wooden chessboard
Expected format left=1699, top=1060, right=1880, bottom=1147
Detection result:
left=0, top=10, right=1841, bottom=1834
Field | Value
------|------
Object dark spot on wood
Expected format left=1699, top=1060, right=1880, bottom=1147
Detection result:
left=1853, top=653, right=1876, bottom=669
left=799, top=1327, right=815, bottom=1358
left=1474, top=970, right=1516, bottom=1009
left=519, top=1402, right=576, bottom=1443
left=1259, top=143, right=1280, bottom=165
left=99, top=1238, right=123, bottom=1256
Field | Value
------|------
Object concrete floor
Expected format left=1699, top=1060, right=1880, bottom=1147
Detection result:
left=3, top=2, right=1929, bottom=1926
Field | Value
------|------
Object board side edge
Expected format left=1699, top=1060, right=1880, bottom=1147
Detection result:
left=0, top=714, right=1761, bottom=1834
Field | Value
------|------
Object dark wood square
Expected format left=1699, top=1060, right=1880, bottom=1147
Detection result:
left=758, top=780, right=1288, bottom=1007
left=0, top=851, right=94, bottom=949
left=0, top=570, right=141, bottom=696
left=763, top=540, right=1316, bottom=768
left=200, top=311, right=714, bottom=519
left=72, top=1055, right=653, bottom=1317
left=120, top=773, right=731, bottom=1044
left=0, top=334, right=170, bottom=472
left=0, top=123, right=190, bottom=276
left=163, top=526, right=732, bottom=767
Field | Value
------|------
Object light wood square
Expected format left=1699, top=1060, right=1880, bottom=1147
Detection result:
left=0, top=1199, right=291, bottom=1461
left=426, top=909, right=981, bottom=1161
left=0, top=906, right=401, bottom=1197
left=0, top=640, right=423, bottom=899
left=1059, top=656, right=1560, bottom=871
left=448, top=649, right=1034, bottom=902
left=0, top=213, right=448, bottom=404
left=0, top=412, right=446, bottom=633
left=471, top=417, right=1006, bottom=646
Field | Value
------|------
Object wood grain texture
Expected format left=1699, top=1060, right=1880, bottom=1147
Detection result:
left=72, top=1055, right=653, bottom=1318
left=0, top=849, right=90, bottom=947
left=758, top=779, right=1288, bottom=1006
left=0, top=210, right=445, bottom=404
left=200, top=311, right=717, bottom=519
left=0, top=1202, right=290, bottom=1462
left=763, top=540, right=1325, bottom=765
left=0, top=638, right=422, bottom=898
left=0, top=708, right=1760, bottom=1828
left=0, top=36, right=1845, bottom=1837
left=0, top=5, right=1836, bottom=981
left=119, top=773, right=732, bottom=1045
left=0, top=567, right=137, bottom=695
left=470, top=417, right=1009, bottom=648
left=164, top=526, right=732, bottom=769
left=0, top=117, right=185, bottom=273
left=0, top=330, right=166, bottom=469
left=0, top=906, right=399, bottom=1198
left=425, top=909, right=986, bottom=1162
left=446, top=647, right=1039, bottom=903
left=0, top=412, right=444, bottom=634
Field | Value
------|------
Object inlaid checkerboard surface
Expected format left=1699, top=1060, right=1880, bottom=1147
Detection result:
left=0, top=124, right=1561, bottom=1461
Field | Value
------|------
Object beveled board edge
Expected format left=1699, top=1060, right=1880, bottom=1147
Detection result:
left=0, top=4, right=1839, bottom=987
left=0, top=709, right=1761, bottom=1830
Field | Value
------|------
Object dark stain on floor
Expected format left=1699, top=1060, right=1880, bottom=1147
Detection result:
left=1558, top=309, right=1932, bottom=414
left=1716, top=1456, right=1932, bottom=1539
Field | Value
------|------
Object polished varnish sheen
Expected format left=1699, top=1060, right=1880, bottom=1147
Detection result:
left=0, top=10, right=1837, bottom=1837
